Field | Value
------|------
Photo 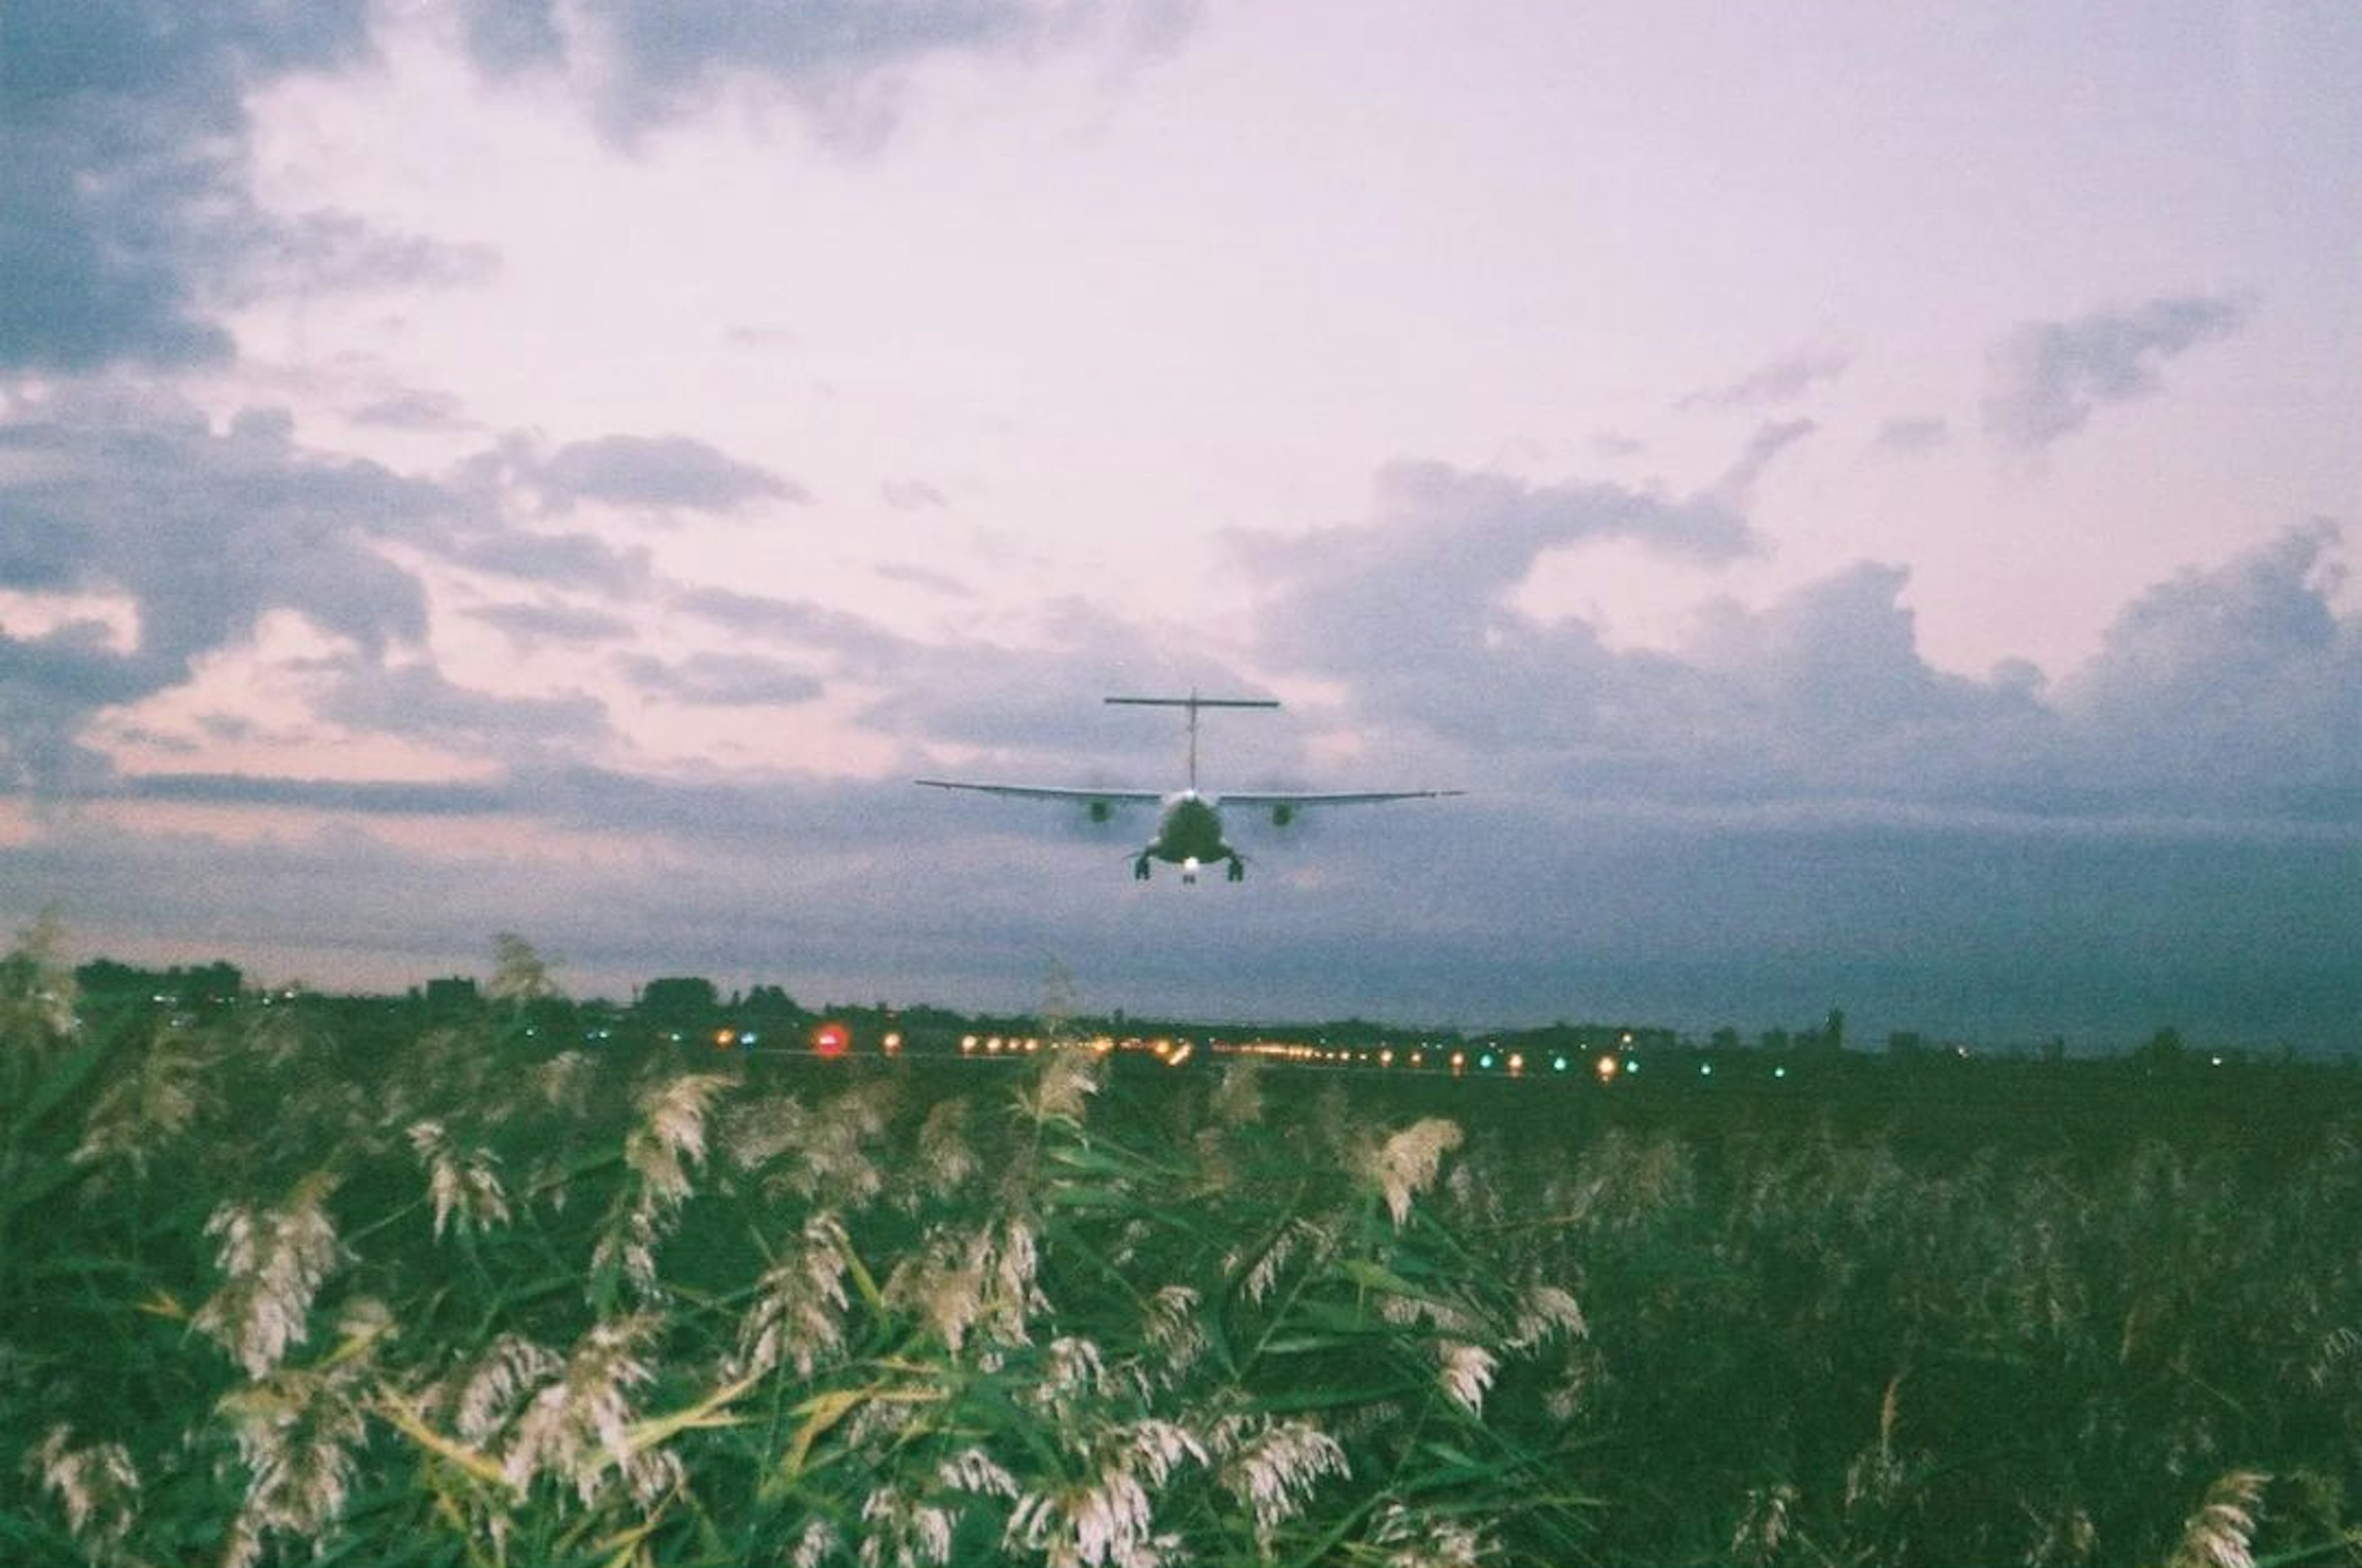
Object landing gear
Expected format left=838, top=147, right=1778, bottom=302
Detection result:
left=1133, top=855, right=1152, bottom=881
left=1226, top=857, right=1245, bottom=882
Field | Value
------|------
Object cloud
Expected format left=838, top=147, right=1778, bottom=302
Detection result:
left=0, top=392, right=449, bottom=786
left=535, top=434, right=806, bottom=512
left=453, top=0, right=1204, bottom=148
left=881, top=479, right=948, bottom=510
left=1872, top=416, right=1949, bottom=456
left=2053, top=521, right=2361, bottom=812
left=316, top=659, right=608, bottom=754
left=349, top=389, right=478, bottom=432
left=1715, top=418, right=1818, bottom=506
left=120, top=772, right=515, bottom=816
left=468, top=601, right=638, bottom=646
left=1679, top=346, right=1851, bottom=411
left=670, top=586, right=915, bottom=676
left=618, top=652, right=825, bottom=706
left=0, top=0, right=488, bottom=373
left=445, top=527, right=653, bottom=595
left=1236, top=456, right=1762, bottom=738
left=1983, top=292, right=2253, bottom=451
left=875, top=561, right=976, bottom=597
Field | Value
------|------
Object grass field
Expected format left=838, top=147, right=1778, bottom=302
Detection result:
left=7, top=934, right=2361, bottom=1566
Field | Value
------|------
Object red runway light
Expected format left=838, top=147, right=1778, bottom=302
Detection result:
left=811, top=1022, right=849, bottom=1059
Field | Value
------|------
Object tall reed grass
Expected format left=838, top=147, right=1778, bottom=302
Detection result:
left=6, top=928, right=2361, bottom=1566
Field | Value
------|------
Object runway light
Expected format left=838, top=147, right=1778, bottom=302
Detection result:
left=961, top=1035, right=978, bottom=1054
left=714, top=1029, right=737, bottom=1050
left=1773, top=1065, right=1787, bottom=1079
left=1594, top=1054, right=1617, bottom=1083
left=1700, top=1062, right=1713, bottom=1077
left=882, top=1032, right=902, bottom=1055
left=811, top=1022, right=849, bottom=1059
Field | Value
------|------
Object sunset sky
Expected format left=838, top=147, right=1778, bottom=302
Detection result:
left=4, top=1, right=2358, bottom=1047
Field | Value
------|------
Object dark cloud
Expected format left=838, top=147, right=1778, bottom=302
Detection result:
left=559, top=1, right=1051, bottom=143
left=121, top=771, right=515, bottom=816
left=536, top=434, right=806, bottom=512
left=1238, top=455, right=2361, bottom=835
left=456, top=0, right=567, bottom=78
left=317, top=659, right=609, bottom=754
left=1679, top=346, right=1851, bottom=411
left=1236, top=457, right=1761, bottom=738
left=0, top=392, right=448, bottom=786
left=468, top=600, right=638, bottom=646
left=447, top=528, right=653, bottom=595
left=10, top=518, right=2358, bottom=1048
left=619, top=652, right=825, bottom=706
left=440, top=1, right=1206, bottom=148
left=2053, top=522, right=2361, bottom=812
left=1984, top=292, right=2253, bottom=451
left=10, top=764, right=2355, bottom=1048
left=0, top=0, right=487, bottom=372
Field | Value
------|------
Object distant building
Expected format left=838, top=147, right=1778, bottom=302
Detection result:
left=420, top=976, right=481, bottom=1013
left=75, top=958, right=243, bottom=1008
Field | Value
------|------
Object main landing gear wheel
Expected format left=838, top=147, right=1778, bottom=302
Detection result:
left=1227, top=858, right=1245, bottom=882
left=1133, top=856, right=1152, bottom=881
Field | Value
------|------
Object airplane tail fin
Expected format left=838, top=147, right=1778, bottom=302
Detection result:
left=1105, top=693, right=1279, bottom=791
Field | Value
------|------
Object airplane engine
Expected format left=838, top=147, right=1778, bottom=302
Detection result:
left=1270, top=803, right=1296, bottom=827
left=1088, top=799, right=1113, bottom=824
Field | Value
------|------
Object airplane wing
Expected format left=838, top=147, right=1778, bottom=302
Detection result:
left=1217, top=789, right=1465, bottom=806
left=913, top=780, right=1166, bottom=805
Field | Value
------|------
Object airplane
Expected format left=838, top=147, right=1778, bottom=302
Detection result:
left=915, top=693, right=1461, bottom=883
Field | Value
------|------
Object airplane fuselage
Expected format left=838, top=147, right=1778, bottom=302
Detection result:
left=1142, top=790, right=1241, bottom=882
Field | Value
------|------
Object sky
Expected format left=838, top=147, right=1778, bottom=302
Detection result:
left=3, top=0, right=2360, bottom=1049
